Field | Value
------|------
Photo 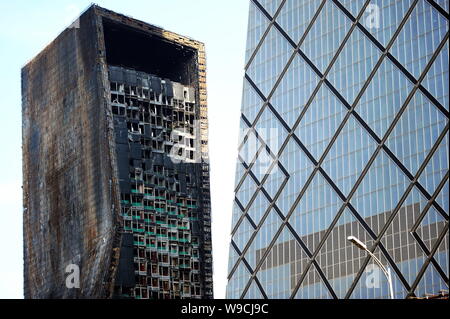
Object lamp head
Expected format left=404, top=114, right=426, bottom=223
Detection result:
left=347, top=236, right=367, bottom=250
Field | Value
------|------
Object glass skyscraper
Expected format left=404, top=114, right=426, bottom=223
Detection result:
left=226, top=0, right=449, bottom=299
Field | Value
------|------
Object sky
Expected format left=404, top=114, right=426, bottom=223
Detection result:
left=0, top=0, right=249, bottom=299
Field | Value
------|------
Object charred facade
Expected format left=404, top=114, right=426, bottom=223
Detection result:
left=22, top=5, right=212, bottom=299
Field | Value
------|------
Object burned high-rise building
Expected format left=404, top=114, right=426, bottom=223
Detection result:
left=22, top=5, right=213, bottom=299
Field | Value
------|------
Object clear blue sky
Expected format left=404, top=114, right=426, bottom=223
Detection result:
left=0, top=0, right=249, bottom=298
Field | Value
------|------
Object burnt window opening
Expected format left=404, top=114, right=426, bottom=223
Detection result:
left=103, top=19, right=197, bottom=85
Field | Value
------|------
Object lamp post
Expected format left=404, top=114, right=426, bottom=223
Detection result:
left=347, top=236, right=394, bottom=299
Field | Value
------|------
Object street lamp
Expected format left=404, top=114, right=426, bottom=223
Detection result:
left=347, top=236, right=394, bottom=299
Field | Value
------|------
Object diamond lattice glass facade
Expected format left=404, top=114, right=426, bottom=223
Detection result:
left=226, top=0, right=449, bottom=299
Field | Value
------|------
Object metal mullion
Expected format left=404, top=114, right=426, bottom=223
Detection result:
left=417, top=84, right=450, bottom=119
left=242, top=74, right=273, bottom=130
left=277, top=0, right=373, bottom=146
left=252, top=0, right=328, bottom=108
left=288, top=168, right=377, bottom=297
left=312, top=260, right=339, bottom=299
left=411, top=170, right=450, bottom=233
left=247, top=141, right=275, bottom=179
left=296, top=0, right=328, bottom=48
left=425, top=0, right=450, bottom=20
left=227, top=240, right=243, bottom=279
left=247, top=0, right=329, bottom=161
left=319, top=28, right=448, bottom=222
left=344, top=164, right=447, bottom=298
left=230, top=191, right=254, bottom=236
left=233, top=156, right=253, bottom=193
left=227, top=233, right=256, bottom=280
left=235, top=108, right=289, bottom=196
left=229, top=206, right=275, bottom=281
left=235, top=118, right=281, bottom=195
left=289, top=259, right=315, bottom=299
left=428, top=250, right=449, bottom=285
left=243, top=75, right=293, bottom=167
left=271, top=201, right=286, bottom=221
left=407, top=221, right=449, bottom=297
left=229, top=134, right=296, bottom=277
left=232, top=116, right=293, bottom=236
left=230, top=185, right=261, bottom=236
left=236, top=113, right=254, bottom=153
left=287, top=121, right=392, bottom=298
left=244, top=4, right=365, bottom=190
left=237, top=246, right=270, bottom=299
left=283, top=222, right=313, bottom=259
left=253, top=276, right=269, bottom=299
left=247, top=135, right=372, bottom=298
left=374, top=32, right=450, bottom=214
left=346, top=203, right=413, bottom=291
left=240, top=167, right=323, bottom=298
left=415, top=180, right=450, bottom=220
left=240, top=276, right=269, bottom=299
left=263, top=0, right=329, bottom=143
left=228, top=176, right=292, bottom=280
left=232, top=174, right=296, bottom=278
left=245, top=0, right=287, bottom=71
left=245, top=73, right=385, bottom=299
left=284, top=0, right=419, bottom=199
left=243, top=75, right=319, bottom=201
left=241, top=256, right=256, bottom=278
left=257, top=159, right=290, bottom=200
left=344, top=126, right=450, bottom=298
left=229, top=242, right=268, bottom=298
left=336, top=0, right=449, bottom=119
left=252, top=117, right=281, bottom=162
left=411, top=226, right=448, bottom=292
left=234, top=0, right=449, bottom=299
left=247, top=0, right=299, bottom=115
left=336, top=30, right=450, bottom=233
left=319, top=0, right=373, bottom=78
left=260, top=176, right=290, bottom=217
left=409, top=228, right=449, bottom=287
left=245, top=214, right=258, bottom=230
left=234, top=111, right=260, bottom=193
left=384, top=50, right=449, bottom=118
